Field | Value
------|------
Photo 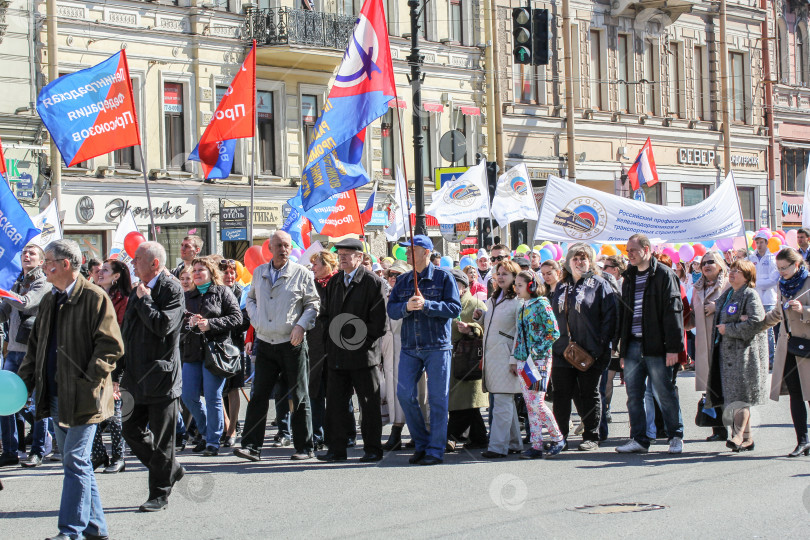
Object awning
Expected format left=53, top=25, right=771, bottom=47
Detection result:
left=388, top=98, right=407, bottom=109
left=461, top=237, right=478, bottom=245
left=460, top=106, right=481, bottom=116
left=409, top=213, right=439, bottom=227
left=422, top=102, right=444, bottom=113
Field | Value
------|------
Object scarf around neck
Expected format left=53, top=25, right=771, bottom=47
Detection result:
left=316, top=270, right=337, bottom=288
left=779, top=265, right=809, bottom=299
left=196, top=282, right=212, bottom=295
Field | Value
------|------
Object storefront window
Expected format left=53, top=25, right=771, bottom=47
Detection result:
left=781, top=147, right=810, bottom=193
left=737, top=187, right=756, bottom=231
left=642, top=182, right=663, bottom=205
left=155, top=223, right=211, bottom=269
left=64, top=232, right=105, bottom=263
left=682, top=184, right=710, bottom=206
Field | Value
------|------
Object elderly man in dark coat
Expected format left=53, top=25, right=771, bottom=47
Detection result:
left=317, top=238, right=388, bottom=463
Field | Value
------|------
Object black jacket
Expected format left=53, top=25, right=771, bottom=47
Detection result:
left=551, top=272, right=618, bottom=369
left=120, top=272, right=185, bottom=404
left=619, top=256, right=685, bottom=358
left=319, top=266, right=387, bottom=370
left=182, top=284, right=242, bottom=364
left=228, top=283, right=250, bottom=352
left=307, top=276, right=331, bottom=395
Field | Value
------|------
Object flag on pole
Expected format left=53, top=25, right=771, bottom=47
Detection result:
left=0, top=172, right=41, bottom=289
left=281, top=208, right=313, bottom=250
left=30, top=199, right=63, bottom=248
left=188, top=42, right=256, bottom=179
left=297, top=0, right=396, bottom=210
left=287, top=191, right=364, bottom=237
left=109, top=210, right=139, bottom=266
left=627, top=137, right=659, bottom=191
left=36, top=50, right=140, bottom=167
left=490, top=163, right=538, bottom=228
left=802, top=153, right=810, bottom=229
left=360, top=181, right=377, bottom=226
left=426, top=160, right=490, bottom=224
left=385, top=167, right=410, bottom=241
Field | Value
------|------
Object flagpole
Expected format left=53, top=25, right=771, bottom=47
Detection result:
left=392, top=96, right=419, bottom=294
left=249, top=40, right=257, bottom=244
left=136, top=145, right=157, bottom=241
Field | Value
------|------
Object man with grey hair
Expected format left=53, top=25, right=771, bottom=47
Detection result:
left=0, top=243, right=50, bottom=468
left=120, top=241, right=186, bottom=512
left=236, top=230, right=320, bottom=461
left=18, top=239, right=124, bottom=539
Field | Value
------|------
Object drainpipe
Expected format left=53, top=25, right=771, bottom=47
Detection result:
left=562, top=0, right=576, bottom=181
left=762, top=0, right=777, bottom=229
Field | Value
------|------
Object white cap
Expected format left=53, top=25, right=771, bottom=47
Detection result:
left=476, top=248, right=488, bottom=260
left=372, top=263, right=382, bottom=272
left=753, top=231, right=770, bottom=241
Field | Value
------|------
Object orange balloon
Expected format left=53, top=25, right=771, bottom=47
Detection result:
left=616, top=244, right=628, bottom=256
left=767, top=236, right=782, bottom=253
left=244, top=246, right=267, bottom=273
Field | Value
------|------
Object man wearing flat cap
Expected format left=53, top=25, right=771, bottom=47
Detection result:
left=318, top=238, right=388, bottom=462
left=388, top=235, right=462, bottom=465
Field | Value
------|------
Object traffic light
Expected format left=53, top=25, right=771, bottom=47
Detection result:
left=512, top=7, right=532, bottom=65
left=533, top=9, right=549, bottom=66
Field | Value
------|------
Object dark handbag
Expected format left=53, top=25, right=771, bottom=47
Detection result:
left=782, top=302, right=810, bottom=358
left=695, top=394, right=724, bottom=428
left=453, top=336, right=483, bottom=381
left=202, top=334, right=241, bottom=379
left=562, top=290, right=596, bottom=372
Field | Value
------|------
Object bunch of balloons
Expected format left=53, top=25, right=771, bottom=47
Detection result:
left=392, top=245, right=408, bottom=261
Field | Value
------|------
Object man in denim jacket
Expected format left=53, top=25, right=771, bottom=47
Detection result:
left=388, top=235, right=461, bottom=465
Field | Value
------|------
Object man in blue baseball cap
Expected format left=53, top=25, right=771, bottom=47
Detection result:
left=387, top=235, right=462, bottom=465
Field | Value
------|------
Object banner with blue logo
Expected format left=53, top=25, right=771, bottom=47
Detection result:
left=0, top=174, right=41, bottom=289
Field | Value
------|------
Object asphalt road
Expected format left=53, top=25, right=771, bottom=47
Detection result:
left=2, top=372, right=809, bottom=539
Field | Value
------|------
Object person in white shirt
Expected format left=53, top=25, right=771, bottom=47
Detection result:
left=748, top=231, right=780, bottom=368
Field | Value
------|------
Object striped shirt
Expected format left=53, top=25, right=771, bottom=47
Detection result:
left=631, top=270, right=649, bottom=336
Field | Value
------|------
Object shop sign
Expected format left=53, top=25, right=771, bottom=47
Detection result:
left=105, top=197, right=190, bottom=221
left=677, top=148, right=716, bottom=166
left=731, top=155, right=759, bottom=167
left=221, top=228, right=248, bottom=241
left=223, top=201, right=283, bottom=227
left=220, top=206, right=248, bottom=228
left=367, top=210, right=388, bottom=227
left=781, top=194, right=804, bottom=219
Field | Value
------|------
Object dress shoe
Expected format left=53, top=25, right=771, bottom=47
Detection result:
left=271, top=436, right=291, bottom=448
left=170, top=466, right=186, bottom=486
left=706, top=433, right=725, bottom=442
left=92, top=454, right=109, bottom=471
left=202, top=446, right=219, bottom=456
left=175, top=439, right=187, bottom=452
left=45, top=534, right=72, bottom=539
left=735, top=441, right=755, bottom=452
left=21, top=453, right=43, bottom=468
left=139, top=497, right=168, bottom=512
left=234, top=447, right=262, bottom=462
left=222, top=436, right=236, bottom=448
left=359, top=452, right=383, bottom=462
left=408, top=450, right=426, bottom=464
left=417, top=455, right=442, bottom=466
left=0, top=453, right=21, bottom=467
left=481, top=450, right=507, bottom=459
left=404, top=440, right=416, bottom=449
left=507, top=448, right=523, bottom=455
left=383, top=425, right=403, bottom=451
left=317, top=452, right=347, bottom=462
left=726, top=440, right=741, bottom=452
left=103, top=459, right=125, bottom=474
left=346, top=438, right=356, bottom=448
left=191, top=440, right=207, bottom=453
left=291, top=451, right=314, bottom=460
left=520, top=448, right=544, bottom=460
left=83, top=533, right=109, bottom=540
left=463, top=441, right=488, bottom=450
left=788, top=442, right=810, bottom=458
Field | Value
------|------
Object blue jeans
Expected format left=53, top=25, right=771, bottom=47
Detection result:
left=598, top=369, right=609, bottom=441
left=181, top=362, right=226, bottom=448
left=623, top=340, right=683, bottom=447
left=1, top=351, right=49, bottom=457
left=397, top=349, right=451, bottom=460
left=50, top=396, right=107, bottom=538
left=644, top=378, right=658, bottom=439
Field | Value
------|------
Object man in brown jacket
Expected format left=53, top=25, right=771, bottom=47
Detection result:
left=18, top=239, right=124, bottom=540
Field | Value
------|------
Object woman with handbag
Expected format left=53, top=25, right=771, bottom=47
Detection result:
left=550, top=243, right=617, bottom=451
left=181, top=257, right=243, bottom=456
left=761, top=248, right=810, bottom=457
left=449, top=268, right=488, bottom=451
left=707, top=259, right=768, bottom=452
left=513, top=270, right=564, bottom=459
left=90, top=259, right=131, bottom=473
left=691, top=250, right=730, bottom=442
left=475, top=260, right=524, bottom=459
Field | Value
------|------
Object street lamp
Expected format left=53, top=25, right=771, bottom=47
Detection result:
left=407, top=0, right=431, bottom=236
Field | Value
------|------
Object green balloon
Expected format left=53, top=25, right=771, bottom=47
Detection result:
left=395, top=246, right=407, bottom=261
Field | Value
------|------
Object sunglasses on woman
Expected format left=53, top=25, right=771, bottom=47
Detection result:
left=701, top=260, right=716, bottom=267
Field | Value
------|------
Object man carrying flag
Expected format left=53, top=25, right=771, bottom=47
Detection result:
left=188, top=42, right=256, bottom=180
left=627, top=137, right=659, bottom=192
left=297, top=0, right=396, bottom=210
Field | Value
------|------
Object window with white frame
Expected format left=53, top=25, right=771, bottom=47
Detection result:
left=644, top=39, right=658, bottom=115
left=513, top=63, right=535, bottom=103
left=694, top=45, right=707, bottom=120
left=113, top=76, right=138, bottom=170
left=668, top=41, right=682, bottom=117
left=163, top=82, right=187, bottom=171
left=617, top=34, right=630, bottom=112
left=777, top=19, right=789, bottom=83
left=301, top=94, right=319, bottom=153
left=589, top=30, right=602, bottom=110
left=797, top=24, right=807, bottom=85
left=449, top=0, right=462, bottom=43
left=729, top=51, right=747, bottom=123
left=258, top=90, right=276, bottom=175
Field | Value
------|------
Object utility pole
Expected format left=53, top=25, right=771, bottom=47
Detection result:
left=46, top=0, right=61, bottom=209
left=408, top=0, right=427, bottom=236
left=562, top=0, right=576, bottom=181
left=719, top=0, right=732, bottom=177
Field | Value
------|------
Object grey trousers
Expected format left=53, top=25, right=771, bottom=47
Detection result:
left=488, top=393, right=523, bottom=455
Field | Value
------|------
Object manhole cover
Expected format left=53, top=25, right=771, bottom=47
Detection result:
left=571, top=503, right=666, bottom=514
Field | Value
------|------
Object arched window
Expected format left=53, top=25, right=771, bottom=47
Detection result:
left=777, top=19, right=789, bottom=83
left=798, top=24, right=808, bottom=85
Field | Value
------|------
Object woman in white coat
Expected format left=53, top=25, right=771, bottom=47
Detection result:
left=475, top=260, right=523, bottom=459
left=690, top=249, right=730, bottom=441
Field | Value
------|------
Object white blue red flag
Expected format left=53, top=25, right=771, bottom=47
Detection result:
left=627, top=137, right=659, bottom=191
left=37, top=51, right=140, bottom=167
left=297, top=0, right=396, bottom=210
left=281, top=209, right=313, bottom=250
left=360, top=181, right=377, bottom=226
left=188, top=42, right=256, bottom=179
left=520, top=357, right=546, bottom=391
left=287, top=190, right=364, bottom=237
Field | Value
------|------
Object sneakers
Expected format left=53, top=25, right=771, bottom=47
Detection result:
left=20, top=453, right=43, bottom=468
left=520, top=448, right=544, bottom=460
left=271, top=435, right=291, bottom=448
left=616, top=440, right=649, bottom=453
left=668, top=437, right=684, bottom=454
left=545, top=441, right=565, bottom=457
left=578, top=440, right=599, bottom=451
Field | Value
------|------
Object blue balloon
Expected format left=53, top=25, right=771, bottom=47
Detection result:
left=459, top=256, right=473, bottom=269
left=0, top=370, right=28, bottom=416
left=440, top=256, right=454, bottom=268
left=539, top=248, right=554, bottom=262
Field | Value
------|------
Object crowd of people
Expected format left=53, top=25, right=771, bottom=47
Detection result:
left=2, top=228, right=810, bottom=540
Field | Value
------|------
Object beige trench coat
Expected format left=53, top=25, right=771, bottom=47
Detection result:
left=691, top=276, right=729, bottom=392
left=479, top=296, right=522, bottom=394
left=762, top=277, right=810, bottom=401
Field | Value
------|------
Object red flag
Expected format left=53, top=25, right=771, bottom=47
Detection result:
left=319, top=190, right=364, bottom=237
left=300, top=218, right=313, bottom=249
left=194, top=42, right=256, bottom=177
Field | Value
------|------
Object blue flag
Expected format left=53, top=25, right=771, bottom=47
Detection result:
left=188, top=139, right=236, bottom=179
left=0, top=177, right=41, bottom=289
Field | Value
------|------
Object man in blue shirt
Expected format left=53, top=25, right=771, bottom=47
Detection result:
left=387, top=235, right=461, bottom=465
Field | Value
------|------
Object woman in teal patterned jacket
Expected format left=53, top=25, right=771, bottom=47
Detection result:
left=514, top=270, right=565, bottom=459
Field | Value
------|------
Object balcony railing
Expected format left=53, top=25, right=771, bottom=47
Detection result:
left=243, top=7, right=355, bottom=50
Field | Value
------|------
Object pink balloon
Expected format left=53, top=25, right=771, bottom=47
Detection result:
left=715, top=238, right=733, bottom=252
left=661, top=247, right=680, bottom=265
left=679, top=244, right=695, bottom=262
left=553, top=245, right=563, bottom=261
left=786, top=229, right=799, bottom=249
left=732, top=236, right=748, bottom=250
